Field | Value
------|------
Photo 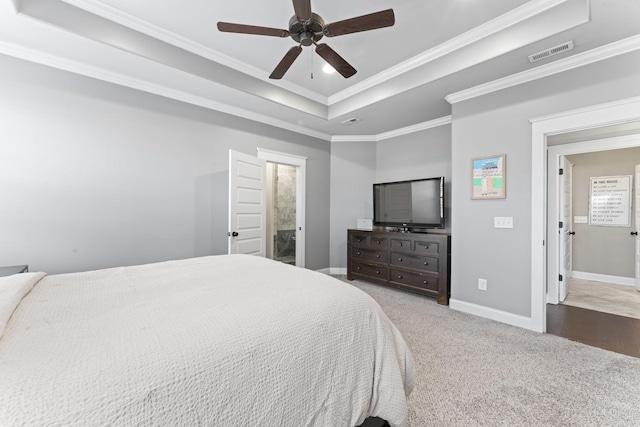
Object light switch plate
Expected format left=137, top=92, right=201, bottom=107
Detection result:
left=494, top=217, right=513, bottom=228
left=574, top=216, right=588, bottom=224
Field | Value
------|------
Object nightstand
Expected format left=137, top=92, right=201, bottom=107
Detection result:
left=0, top=265, right=29, bottom=277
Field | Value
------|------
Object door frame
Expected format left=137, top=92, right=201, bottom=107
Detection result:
left=257, top=148, right=307, bottom=268
left=531, top=95, right=640, bottom=333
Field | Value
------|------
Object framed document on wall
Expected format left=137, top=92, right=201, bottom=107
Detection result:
left=589, top=175, right=632, bottom=227
left=471, top=154, right=506, bottom=200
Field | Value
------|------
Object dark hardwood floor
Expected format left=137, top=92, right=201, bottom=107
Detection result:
left=547, top=303, right=640, bottom=358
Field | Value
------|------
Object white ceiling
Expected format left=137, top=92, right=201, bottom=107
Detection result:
left=1, top=0, right=639, bottom=140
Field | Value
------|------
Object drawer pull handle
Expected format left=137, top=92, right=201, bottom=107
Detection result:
left=398, top=258, right=403, bottom=262
left=399, top=243, right=403, bottom=246
left=357, top=267, right=361, bottom=271
left=357, top=251, right=361, bottom=255
left=376, top=240, right=381, bottom=244
left=424, top=262, right=428, bottom=265
left=423, top=280, right=428, bottom=285
left=376, top=254, right=380, bottom=258
left=398, top=275, right=402, bottom=279
left=376, top=270, right=380, bottom=275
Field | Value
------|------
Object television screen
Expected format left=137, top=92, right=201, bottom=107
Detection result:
left=373, top=177, right=444, bottom=229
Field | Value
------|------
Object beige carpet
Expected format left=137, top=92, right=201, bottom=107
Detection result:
left=338, top=277, right=640, bottom=427
left=562, top=278, right=640, bottom=320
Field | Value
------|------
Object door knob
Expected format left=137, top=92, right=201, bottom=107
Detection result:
left=228, top=231, right=239, bottom=237
left=631, top=231, right=638, bottom=236
left=569, top=231, right=575, bottom=235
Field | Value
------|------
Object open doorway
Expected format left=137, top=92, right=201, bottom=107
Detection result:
left=266, top=163, right=297, bottom=265
left=258, top=148, right=307, bottom=268
left=548, top=144, right=640, bottom=319
left=530, top=97, right=640, bottom=333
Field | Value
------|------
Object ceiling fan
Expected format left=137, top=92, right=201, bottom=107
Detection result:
left=217, top=0, right=395, bottom=79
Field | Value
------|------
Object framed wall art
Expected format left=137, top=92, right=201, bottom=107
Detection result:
left=471, top=154, right=506, bottom=200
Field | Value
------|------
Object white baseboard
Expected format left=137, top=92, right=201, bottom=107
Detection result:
left=449, top=298, right=534, bottom=331
left=315, top=268, right=331, bottom=275
left=330, top=268, right=347, bottom=276
left=571, top=271, right=635, bottom=287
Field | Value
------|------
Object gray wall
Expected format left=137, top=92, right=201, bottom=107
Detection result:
left=329, top=141, right=376, bottom=270
left=329, top=126, right=452, bottom=270
left=0, top=55, right=331, bottom=274
left=567, top=147, right=640, bottom=278
left=376, top=125, right=452, bottom=233
left=451, top=50, right=640, bottom=317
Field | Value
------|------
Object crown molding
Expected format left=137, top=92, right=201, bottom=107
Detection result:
left=59, top=0, right=328, bottom=105
left=330, top=135, right=376, bottom=143
left=0, top=41, right=332, bottom=141
left=330, top=115, right=452, bottom=143
left=376, top=116, right=452, bottom=141
left=328, top=0, right=569, bottom=105
left=446, top=34, right=640, bottom=105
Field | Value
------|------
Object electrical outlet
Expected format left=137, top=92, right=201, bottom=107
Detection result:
left=478, top=278, right=487, bottom=291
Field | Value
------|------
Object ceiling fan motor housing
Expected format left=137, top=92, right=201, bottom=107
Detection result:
left=289, top=13, right=324, bottom=46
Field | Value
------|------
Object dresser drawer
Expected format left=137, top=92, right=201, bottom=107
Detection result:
left=352, top=247, right=389, bottom=263
left=350, top=233, right=369, bottom=247
left=390, top=239, right=411, bottom=250
left=390, top=252, right=438, bottom=273
left=413, top=240, right=439, bottom=254
left=352, top=262, right=389, bottom=280
left=368, top=236, right=389, bottom=249
left=390, top=268, right=439, bottom=292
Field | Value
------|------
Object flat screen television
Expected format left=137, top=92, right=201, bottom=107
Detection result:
left=373, top=177, right=445, bottom=229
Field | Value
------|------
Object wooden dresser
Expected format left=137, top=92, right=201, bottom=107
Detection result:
left=347, top=229, right=451, bottom=305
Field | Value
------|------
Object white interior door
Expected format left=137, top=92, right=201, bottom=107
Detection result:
left=635, top=164, right=640, bottom=292
left=228, top=150, right=266, bottom=256
left=558, top=156, right=573, bottom=302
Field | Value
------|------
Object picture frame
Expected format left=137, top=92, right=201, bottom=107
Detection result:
left=471, top=154, right=506, bottom=200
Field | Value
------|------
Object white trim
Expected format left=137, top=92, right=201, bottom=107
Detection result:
left=257, top=148, right=307, bottom=269
left=331, top=135, right=376, bottom=143
left=0, top=41, right=333, bottom=142
left=377, top=116, right=452, bottom=141
left=329, top=268, right=347, bottom=276
left=572, top=271, right=636, bottom=287
left=330, top=115, right=452, bottom=143
left=449, top=298, right=533, bottom=330
left=256, top=148, right=308, bottom=163
left=530, top=95, right=640, bottom=125
left=315, top=268, right=333, bottom=275
left=329, top=0, right=569, bottom=105
left=531, top=96, right=640, bottom=333
left=446, top=34, right=640, bottom=105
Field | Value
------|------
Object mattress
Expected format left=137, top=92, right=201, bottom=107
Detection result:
left=0, top=254, right=414, bottom=426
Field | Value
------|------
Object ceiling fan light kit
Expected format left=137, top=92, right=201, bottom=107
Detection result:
left=217, top=0, right=395, bottom=80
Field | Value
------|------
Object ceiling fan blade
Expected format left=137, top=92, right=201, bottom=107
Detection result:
left=217, top=22, right=289, bottom=38
left=292, top=0, right=312, bottom=21
left=323, top=9, right=395, bottom=37
left=315, top=43, right=357, bottom=78
left=269, top=46, right=303, bottom=79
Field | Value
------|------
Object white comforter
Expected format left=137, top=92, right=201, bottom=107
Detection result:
left=0, top=255, right=414, bottom=427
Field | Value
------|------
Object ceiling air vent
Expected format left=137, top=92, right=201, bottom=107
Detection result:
left=340, top=117, right=361, bottom=126
left=528, top=41, right=574, bottom=63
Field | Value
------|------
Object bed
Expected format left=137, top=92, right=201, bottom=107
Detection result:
left=0, top=254, right=414, bottom=426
